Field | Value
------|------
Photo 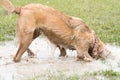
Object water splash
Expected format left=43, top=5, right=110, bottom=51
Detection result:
left=0, top=37, right=120, bottom=80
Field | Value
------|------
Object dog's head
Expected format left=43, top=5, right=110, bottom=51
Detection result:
left=90, top=36, right=111, bottom=59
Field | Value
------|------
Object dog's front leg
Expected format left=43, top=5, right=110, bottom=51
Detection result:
left=57, top=46, right=67, bottom=57
left=76, top=45, right=93, bottom=62
left=77, top=51, right=93, bottom=62
left=83, top=52, right=93, bottom=62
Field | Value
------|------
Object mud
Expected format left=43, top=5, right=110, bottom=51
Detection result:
left=0, top=37, right=120, bottom=80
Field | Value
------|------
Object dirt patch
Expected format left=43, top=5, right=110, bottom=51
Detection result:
left=0, top=37, right=120, bottom=80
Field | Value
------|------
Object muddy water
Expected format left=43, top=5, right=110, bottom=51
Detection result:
left=0, top=37, right=120, bottom=80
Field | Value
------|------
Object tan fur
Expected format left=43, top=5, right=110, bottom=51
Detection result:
left=0, top=0, right=111, bottom=62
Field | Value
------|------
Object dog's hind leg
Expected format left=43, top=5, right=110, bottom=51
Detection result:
left=14, top=30, right=34, bottom=62
left=27, top=48, right=35, bottom=57
left=27, top=28, right=42, bottom=57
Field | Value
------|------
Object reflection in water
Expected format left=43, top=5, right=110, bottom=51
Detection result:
left=0, top=37, right=120, bottom=80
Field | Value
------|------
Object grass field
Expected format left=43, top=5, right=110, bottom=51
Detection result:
left=0, top=0, right=120, bottom=45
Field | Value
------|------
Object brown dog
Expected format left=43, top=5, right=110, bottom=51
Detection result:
left=0, top=0, right=111, bottom=62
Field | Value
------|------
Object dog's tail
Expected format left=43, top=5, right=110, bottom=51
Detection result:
left=0, top=0, right=21, bottom=14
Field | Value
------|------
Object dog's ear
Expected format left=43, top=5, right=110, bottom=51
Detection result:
left=90, top=36, right=105, bottom=59
left=99, top=48, right=112, bottom=60
left=96, top=38, right=112, bottom=59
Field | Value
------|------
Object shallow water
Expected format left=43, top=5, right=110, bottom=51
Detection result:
left=0, top=37, right=120, bottom=80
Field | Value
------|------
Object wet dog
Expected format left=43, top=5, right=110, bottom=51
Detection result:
left=0, top=0, right=111, bottom=62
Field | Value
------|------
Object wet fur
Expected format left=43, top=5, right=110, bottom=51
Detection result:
left=0, top=0, right=111, bottom=62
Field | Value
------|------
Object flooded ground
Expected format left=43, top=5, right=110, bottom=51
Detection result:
left=0, top=37, right=120, bottom=80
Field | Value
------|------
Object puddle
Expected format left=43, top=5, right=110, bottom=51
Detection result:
left=0, top=37, right=120, bottom=80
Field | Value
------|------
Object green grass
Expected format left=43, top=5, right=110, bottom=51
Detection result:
left=0, top=69, right=119, bottom=80
left=88, top=69, right=120, bottom=80
left=0, top=14, right=16, bottom=41
left=31, top=71, right=80, bottom=80
left=0, top=0, right=120, bottom=45
left=31, top=69, right=120, bottom=80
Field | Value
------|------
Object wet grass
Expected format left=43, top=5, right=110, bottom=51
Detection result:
left=31, top=71, right=79, bottom=80
left=0, top=0, right=120, bottom=45
left=87, top=69, right=120, bottom=80
left=1, top=69, right=120, bottom=80
left=0, top=14, right=16, bottom=41
left=31, top=69, right=120, bottom=80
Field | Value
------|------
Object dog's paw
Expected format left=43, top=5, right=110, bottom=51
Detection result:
left=27, top=49, right=35, bottom=57
left=13, top=57, right=21, bottom=63
left=83, top=56, right=93, bottom=62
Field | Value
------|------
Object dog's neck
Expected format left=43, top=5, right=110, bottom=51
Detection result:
left=92, top=37, right=97, bottom=52
left=88, top=36, right=97, bottom=54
